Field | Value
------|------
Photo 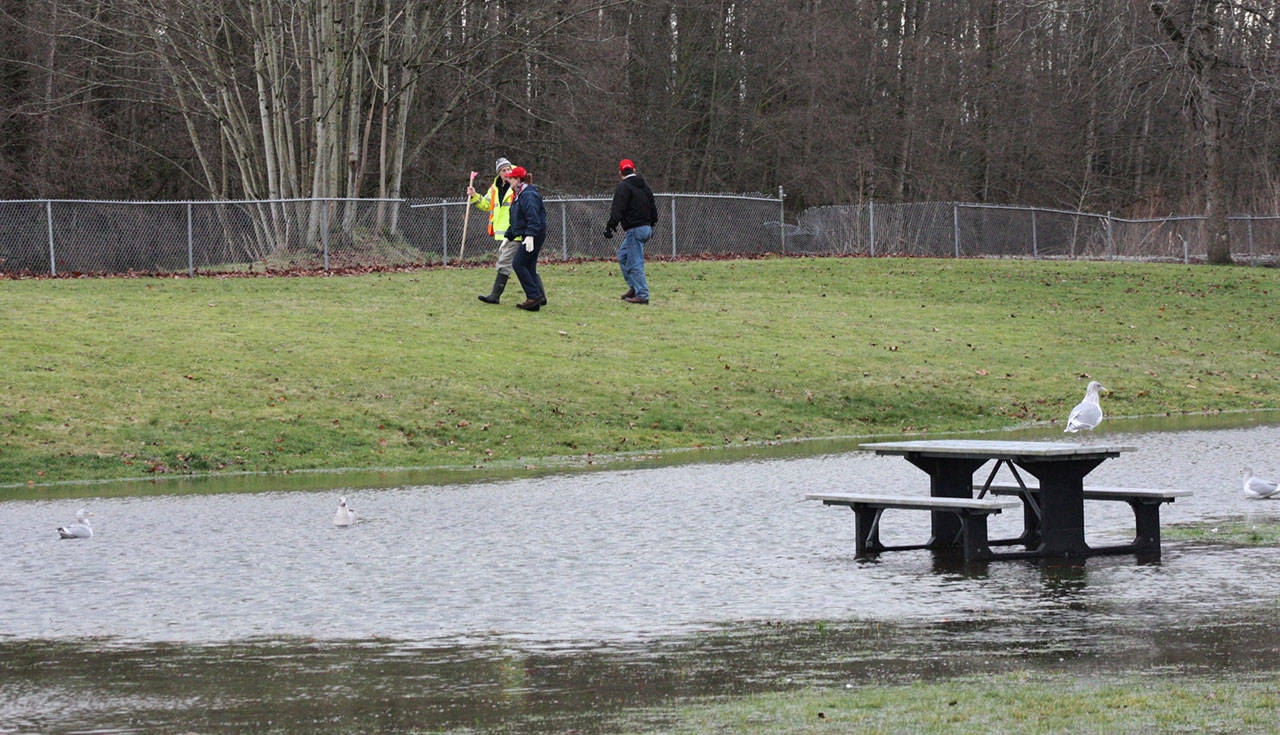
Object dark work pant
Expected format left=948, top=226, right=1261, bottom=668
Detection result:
left=512, top=233, right=546, bottom=301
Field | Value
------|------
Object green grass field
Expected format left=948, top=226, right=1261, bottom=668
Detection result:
left=3, top=257, right=1278, bottom=489
left=610, top=671, right=1280, bottom=735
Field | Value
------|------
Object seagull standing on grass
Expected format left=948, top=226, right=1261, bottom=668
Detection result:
left=1242, top=468, right=1279, bottom=499
left=57, top=509, right=94, bottom=539
left=333, top=497, right=358, bottom=526
left=1064, top=381, right=1108, bottom=433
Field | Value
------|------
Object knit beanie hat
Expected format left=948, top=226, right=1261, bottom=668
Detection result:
left=495, top=157, right=512, bottom=173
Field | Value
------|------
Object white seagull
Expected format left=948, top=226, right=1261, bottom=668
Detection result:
left=1064, top=381, right=1108, bottom=433
left=1242, top=468, right=1279, bottom=499
left=57, top=509, right=94, bottom=539
left=333, top=496, right=358, bottom=526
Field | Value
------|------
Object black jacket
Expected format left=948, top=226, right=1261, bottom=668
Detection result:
left=606, top=174, right=658, bottom=233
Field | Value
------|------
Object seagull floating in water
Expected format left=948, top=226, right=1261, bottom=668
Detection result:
left=57, top=509, right=93, bottom=539
left=1242, top=468, right=1279, bottom=499
left=333, top=496, right=358, bottom=526
left=1064, top=381, right=1108, bottom=433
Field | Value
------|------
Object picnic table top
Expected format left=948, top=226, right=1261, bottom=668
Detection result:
left=806, top=492, right=1022, bottom=510
left=858, top=439, right=1138, bottom=458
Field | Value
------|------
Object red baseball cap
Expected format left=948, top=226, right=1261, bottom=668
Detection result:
left=506, top=165, right=528, bottom=179
left=618, top=159, right=635, bottom=172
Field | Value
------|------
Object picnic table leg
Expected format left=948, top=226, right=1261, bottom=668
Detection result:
left=852, top=505, right=885, bottom=556
left=1016, top=457, right=1107, bottom=557
left=903, top=456, right=987, bottom=551
left=960, top=510, right=995, bottom=561
left=1014, top=492, right=1042, bottom=547
left=1129, top=499, right=1163, bottom=553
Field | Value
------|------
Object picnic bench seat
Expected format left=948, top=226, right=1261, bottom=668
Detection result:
left=806, top=492, right=1020, bottom=561
left=973, top=483, right=1191, bottom=553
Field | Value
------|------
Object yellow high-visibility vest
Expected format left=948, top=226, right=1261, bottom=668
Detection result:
left=470, top=178, right=515, bottom=240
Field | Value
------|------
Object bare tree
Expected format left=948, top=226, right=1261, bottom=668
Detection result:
left=1147, top=0, right=1279, bottom=264
left=3, top=0, right=1279, bottom=237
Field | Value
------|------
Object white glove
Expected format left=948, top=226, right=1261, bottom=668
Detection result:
left=523, top=236, right=534, bottom=252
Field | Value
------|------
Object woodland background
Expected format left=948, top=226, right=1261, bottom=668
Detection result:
left=1, top=0, right=1277, bottom=227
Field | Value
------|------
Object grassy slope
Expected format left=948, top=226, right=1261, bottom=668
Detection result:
left=2, top=258, right=1278, bottom=487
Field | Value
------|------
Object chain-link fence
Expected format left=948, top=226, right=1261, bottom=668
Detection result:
left=0, top=194, right=784, bottom=275
left=411, top=192, right=787, bottom=266
left=784, top=202, right=1280, bottom=264
left=2, top=196, right=1277, bottom=276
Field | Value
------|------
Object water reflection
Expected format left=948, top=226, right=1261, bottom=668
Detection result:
left=4, top=610, right=1279, bottom=734
left=1, top=419, right=1279, bottom=732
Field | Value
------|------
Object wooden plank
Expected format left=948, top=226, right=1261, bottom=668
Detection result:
left=805, top=493, right=1019, bottom=511
left=975, top=483, right=1191, bottom=500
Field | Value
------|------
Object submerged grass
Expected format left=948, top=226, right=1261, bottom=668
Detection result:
left=614, top=671, right=1280, bottom=735
left=2, top=257, right=1278, bottom=488
left=1165, top=517, right=1280, bottom=545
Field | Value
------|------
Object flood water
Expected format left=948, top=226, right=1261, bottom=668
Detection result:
left=3, top=417, right=1279, bottom=733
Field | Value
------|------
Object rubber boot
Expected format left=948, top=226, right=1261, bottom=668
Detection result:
left=534, top=273, right=547, bottom=306
left=478, top=272, right=508, bottom=304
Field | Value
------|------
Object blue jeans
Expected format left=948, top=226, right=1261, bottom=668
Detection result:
left=512, top=234, right=545, bottom=301
left=618, top=225, right=651, bottom=299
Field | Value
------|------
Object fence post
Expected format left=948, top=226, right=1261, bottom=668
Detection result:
left=441, top=204, right=449, bottom=266
left=561, top=201, right=567, bottom=260
left=952, top=204, right=960, bottom=257
left=1106, top=211, right=1114, bottom=259
left=1031, top=208, right=1038, bottom=259
left=45, top=200, right=56, bottom=276
left=779, top=186, right=786, bottom=255
left=671, top=196, right=677, bottom=257
left=186, top=202, right=194, bottom=276
left=322, top=200, right=330, bottom=271
left=1247, top=216, right=1255, bottom=266
left=868, top=200, right=876, bottom=257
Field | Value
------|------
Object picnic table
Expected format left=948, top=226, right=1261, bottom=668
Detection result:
left=808, top=439, right=1188, bottom=561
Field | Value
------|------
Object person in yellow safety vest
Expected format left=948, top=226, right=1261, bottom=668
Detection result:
left=470, top=157, right=543, bottom=304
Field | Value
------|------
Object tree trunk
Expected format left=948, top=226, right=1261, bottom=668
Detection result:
left=1150, top=0, right=1234, bottom=264
left=1197, top=73, right=1231, bottom=263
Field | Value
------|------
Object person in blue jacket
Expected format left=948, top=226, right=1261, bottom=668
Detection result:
left=502, top=166, right=547, bottom=311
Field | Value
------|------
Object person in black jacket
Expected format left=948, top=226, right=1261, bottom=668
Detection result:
left=503, top=166, right=547, bottom=311
left=603, top=159, right=657, bottom=304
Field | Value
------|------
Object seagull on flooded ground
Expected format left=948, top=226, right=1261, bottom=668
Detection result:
left=57, top=509, right=94, bottom=539
left=333, top=496, right=358, bottom=526
left=1242, top=468, right=1279, bottom=499
left=1064, top=381, right=1108, bottom=433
